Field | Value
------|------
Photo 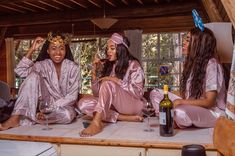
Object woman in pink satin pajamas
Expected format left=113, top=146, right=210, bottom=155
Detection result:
left=77, top=33, right=145, bottom=137
left=0, top=32, right=80, bottom=131
left=150, top=27, right=226, bottom=128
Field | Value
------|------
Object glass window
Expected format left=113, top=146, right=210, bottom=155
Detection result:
left=142, top=32, right=185, bottom=91
left=14, top=32, right=185, bottom=94
left=14, top=37, right=108, bottom=94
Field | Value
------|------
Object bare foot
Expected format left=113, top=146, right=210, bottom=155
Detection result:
left=0, top=115, right=20, bottom=131
left=80, top=121, right=103, bottom=137
left=118, top=114, right=144, bottom=122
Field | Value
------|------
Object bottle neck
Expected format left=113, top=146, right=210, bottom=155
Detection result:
left=163, top=90, right=169, bottom=99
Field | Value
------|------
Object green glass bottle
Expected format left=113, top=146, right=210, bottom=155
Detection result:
left=159, top=85, right=174, bottom=136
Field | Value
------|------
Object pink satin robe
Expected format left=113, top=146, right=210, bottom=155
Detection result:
left=150, top=58, right=226, bottom=128
left=77, top=60, right=145, bottom=122
left=13, top=57, right=80, bottom=125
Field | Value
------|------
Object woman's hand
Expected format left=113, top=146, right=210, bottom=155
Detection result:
left=26, top=37, right=44, bottom=59
left=173, top=91, right=217, bottom=108
left=99, top=76, right=120, bottom=84
left=92, top=53, right=101, bottom=66
left=91, top=53, right=105, bottom=81
left=36, top=112, right=45, bottom=120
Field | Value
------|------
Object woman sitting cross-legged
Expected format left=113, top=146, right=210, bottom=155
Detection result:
left=0, top=31, right=80, bottom=131
left=77, top=33, right=146, bottom=137
left=150, top=27, right=226, bottom=129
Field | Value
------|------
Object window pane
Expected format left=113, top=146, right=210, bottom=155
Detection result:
left=142, top=34, right=158, bottom=59
left=142, top=32, right=185, bottom=91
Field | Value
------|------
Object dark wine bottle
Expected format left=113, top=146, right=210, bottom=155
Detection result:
left=159, top=85, right=174, bottom=136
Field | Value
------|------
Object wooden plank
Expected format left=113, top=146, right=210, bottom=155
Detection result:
left=0, top=26, right=7, bottom=48
left=0, top=1, right=201, bottom=26
left=0, top=42, right=7, bottom=82
left=201, top=0, right=223, bottom=22
left=5, top=15, right=196, bottom=38
left=5, top=38, right=15, bottom=88
left=221, top=0, right=235, bottom=28
left=0, top=133, right=216, bottom=150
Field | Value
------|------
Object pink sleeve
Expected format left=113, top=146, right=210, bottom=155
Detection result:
left=14, top=57, right=42, bottom=77
left=91, top=80, right=100, bottom=97
left=120, top=61, right=145, bottom=99
left=205, top=59, right=224, bottom=93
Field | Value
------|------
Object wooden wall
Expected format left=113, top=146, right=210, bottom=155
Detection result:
left=0, top=40, right=7, bottom=82
left=221, top=0, right=235, bottom=29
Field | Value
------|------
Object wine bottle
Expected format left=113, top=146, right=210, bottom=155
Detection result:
left=159, top=85, right=174, bottom=136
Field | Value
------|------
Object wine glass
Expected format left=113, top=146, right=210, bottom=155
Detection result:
left=85, top=46, right=107, bottom=72
left=142, top=101, right=155, bottom=132
left=96, top=46, right=108, bottom=63
left=38, top=100, right=54, bottom=130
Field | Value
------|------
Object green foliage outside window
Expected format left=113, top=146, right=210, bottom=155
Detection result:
left=142, top=33, right=184, bottom=91
left=14, top=33, right=184, bottom=94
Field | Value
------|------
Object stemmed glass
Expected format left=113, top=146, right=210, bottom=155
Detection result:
left=85, top=46, right=107, bottom=71
left=96, top=46, right=108, bottom=62
left=142, top=101, right=156, bottom=132
left=38, top=100, right=54, bottom=130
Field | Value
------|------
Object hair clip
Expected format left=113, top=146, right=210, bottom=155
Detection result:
left=192, top=9, right=204, bottom=32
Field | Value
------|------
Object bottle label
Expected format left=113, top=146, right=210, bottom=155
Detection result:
left=159, top=112, right=166, bottom=125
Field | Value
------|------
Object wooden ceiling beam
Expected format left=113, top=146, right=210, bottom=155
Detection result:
left=0, top=4, right=25, bottom=13
left=68, top=0, right=88, bottom=8
left=52, top=0, right=73, bottom=9
left=137, top=0, right=144, bottom=5
left=0, top=1, right=202, bottom=27
left=221, top=0, right=235, bottom=28
left=23, top=1, right=49, bottom=11
left=88, top=0, right=102, bottom=8
left=121, top=0, right=129, bottom=5
left=105, top=0, right=117, bottom=7
left=38, top=0, right=61, bottom=10
left=0, top=0, right=43, bottom=4
left=10, top=3, right=37, bottom=12
left=201, top=0, right=223, bottom=22
left=5, top=15, right=195, bottom=38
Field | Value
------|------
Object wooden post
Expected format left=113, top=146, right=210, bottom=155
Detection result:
left=221, top=0, right=235, bottom=28
left=201, top=0, right=223, bottom=22
left=0, top=27, right=7, bottom=48
left=0, top=41, right=7, bottom=82
left=5, top=38, right=15, bottom=88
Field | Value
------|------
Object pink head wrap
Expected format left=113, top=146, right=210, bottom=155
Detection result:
left=109, top=33, right=128, bottom=48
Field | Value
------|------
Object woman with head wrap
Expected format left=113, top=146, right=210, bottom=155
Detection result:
left=77, top=33, right=145, bottom=137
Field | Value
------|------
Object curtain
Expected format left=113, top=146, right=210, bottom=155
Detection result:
left=124, top=29, right=143, bottom=62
